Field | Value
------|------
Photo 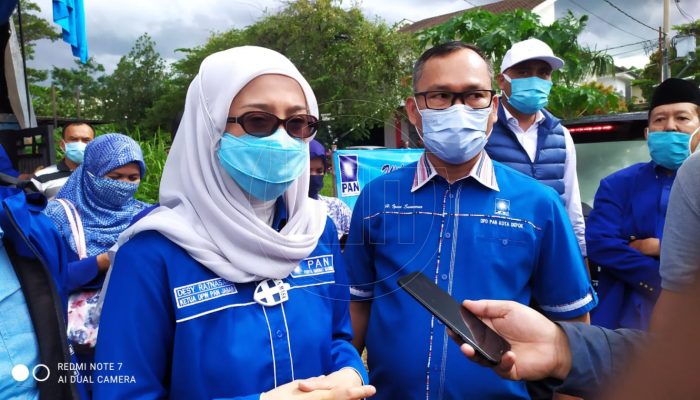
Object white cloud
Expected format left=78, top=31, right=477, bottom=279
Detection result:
left=25, top=0, right=700, bottom=74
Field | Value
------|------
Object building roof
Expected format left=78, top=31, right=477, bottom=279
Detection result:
left=400, top=0, right=549, bottom=33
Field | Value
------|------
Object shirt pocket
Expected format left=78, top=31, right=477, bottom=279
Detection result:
left=476, top=223, right=534, bottom=249
left=474, top=225, right=537, bottom=274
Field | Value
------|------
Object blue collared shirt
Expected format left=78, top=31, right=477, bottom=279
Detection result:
left=0, top=228, right=39, bottom=399
left=588, top=161, right=675, bottom=330
left=345, top=151, right=596, bottom=399
left=94, top=202, right=366, bottom=399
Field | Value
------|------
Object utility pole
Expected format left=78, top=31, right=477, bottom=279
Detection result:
left=659, top=27, right=664, bottom=82
left=661, top=0, right=671, bottom=81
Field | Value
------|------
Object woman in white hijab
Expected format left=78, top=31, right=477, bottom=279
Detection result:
left=93, top=47, right=375, bottom=399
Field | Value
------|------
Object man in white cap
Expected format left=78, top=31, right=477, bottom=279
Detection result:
left=485, top=38, right=586, bottom=258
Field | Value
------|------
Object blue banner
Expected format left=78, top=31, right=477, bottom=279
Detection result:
left=333, top=149, right=423, bottom=210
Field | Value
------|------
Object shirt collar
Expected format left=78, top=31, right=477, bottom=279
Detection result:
left=411, top=151, right=500, bottom=192
left=502, top=102, right=545, bottom=127
left=57, top=158, right=72, bottom=172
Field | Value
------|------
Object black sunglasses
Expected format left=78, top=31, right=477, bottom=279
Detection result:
left=226, top=111, right=319, bottom=139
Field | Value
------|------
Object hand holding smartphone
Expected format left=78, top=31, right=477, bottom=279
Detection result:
left=397, top=272, right=511, bottom=366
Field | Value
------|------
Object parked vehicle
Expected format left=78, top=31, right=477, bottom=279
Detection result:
left=563, top=111, right=649, bottom=215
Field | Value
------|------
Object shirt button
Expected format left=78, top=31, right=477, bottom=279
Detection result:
left=502, top=239, right=509, bottom=245
left=441, top=274, right=448, bottom=281
left=444, top=232, right=451, bottom=239
left=276, top=330, right=284, bottom=338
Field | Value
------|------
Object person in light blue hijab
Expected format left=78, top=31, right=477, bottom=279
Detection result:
left=43, top=133, right=148, bottom=293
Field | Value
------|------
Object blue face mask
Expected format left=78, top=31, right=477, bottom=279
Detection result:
left=417, top=103, right=492, bottom=165
left=217, top=128, right=308, bottom=201
left=87, top=172, right=140, bottom=207
left=503, top=75, right=553, bottom=114
left=64, top=141, right=88, bottom=164
left=648, top=131, right=692, bottom=170
left=308, top=175, right=324, bottom=199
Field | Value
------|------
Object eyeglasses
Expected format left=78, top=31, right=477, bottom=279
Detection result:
left=227, top=111, right=319, bottom=139
left=414, top=90, right=496, bottom=110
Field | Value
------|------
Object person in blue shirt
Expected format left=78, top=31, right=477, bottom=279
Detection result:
left=0, top=145, right=19, bottom=178
left=0, top=226, right=40, bottom=399
left=0, top=187, right=88, bottom=398
left=587, top=78, right=700, bottom=331
left=344, top=41, right=596, bottom=399
left=94, top=46, right=374, bottom=400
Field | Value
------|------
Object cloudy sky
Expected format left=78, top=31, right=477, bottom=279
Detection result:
left=26, top=0, right=700, bottom=76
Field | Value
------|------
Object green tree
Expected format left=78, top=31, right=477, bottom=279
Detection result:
left=102, top=34, right=169, bottom=131
left=418, top=9, right=625, bottom=117
left=143, top=29, right=248, bottom=132
left=549, top=82, right=627, bottom=119
left=633, top=20, right=699, bottom=102
left=12, top=0, right=61, bottom=83
left=145, top=0, right=418, bottom=143
left=418, top=9, right=614, bottom=86
left=32, top=57, right=106, bottom=119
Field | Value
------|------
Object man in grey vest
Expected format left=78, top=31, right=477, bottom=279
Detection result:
left=485, top=38, right=586, bottom=257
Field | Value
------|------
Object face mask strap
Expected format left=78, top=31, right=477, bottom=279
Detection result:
left=501, top=74, right=512, bottom=101
left=413, top=96, right=426, bottom=139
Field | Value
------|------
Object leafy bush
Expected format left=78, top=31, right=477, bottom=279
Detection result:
left=130, top=129, right=170, bottom=204
left=548, top=82, right=628, bottom=119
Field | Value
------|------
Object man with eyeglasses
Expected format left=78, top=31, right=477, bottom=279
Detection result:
left=344, top=41, right=595, bottom=399
left=485, top=38, right=587, bottom=259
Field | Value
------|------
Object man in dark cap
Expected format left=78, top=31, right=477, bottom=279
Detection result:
left=586, top=78, right=700, bottom=331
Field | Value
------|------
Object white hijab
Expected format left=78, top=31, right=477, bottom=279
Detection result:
left=117, top=46, right=327, bottom=283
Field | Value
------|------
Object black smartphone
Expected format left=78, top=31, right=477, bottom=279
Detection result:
left=397, top=271, right=511, bottom=365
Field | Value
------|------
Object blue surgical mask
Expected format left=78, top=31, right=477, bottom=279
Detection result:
left=217, top=128, right=308, bottom=201
left=648, top=131, right=691, bottom=170
left=417, top=103, right=491, bottom=164
left=65, top=141, right=88, bottom=164
left=503, top=75, right=553, bottom=114
left=308, top=175, right=324, bottom=199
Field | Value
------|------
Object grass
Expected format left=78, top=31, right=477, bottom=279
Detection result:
left=131, top=129, right=171, bottom=204
left=321, top=173, right=334, bottom=197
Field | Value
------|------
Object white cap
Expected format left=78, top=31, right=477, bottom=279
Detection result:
left=500, top=38, right=564, bottom=73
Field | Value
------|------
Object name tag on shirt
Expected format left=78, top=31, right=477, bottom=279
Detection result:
left=173, top=278, right=238, bottom=309
left=291, top=255, right=335, bottom=278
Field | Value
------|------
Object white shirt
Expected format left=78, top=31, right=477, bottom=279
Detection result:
left=30, top=159, right=73, bottom=200
left=502, top=106, right=587, bottom=256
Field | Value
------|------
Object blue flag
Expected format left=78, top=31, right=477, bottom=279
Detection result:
left=53, top=0, right=88, bottom=63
